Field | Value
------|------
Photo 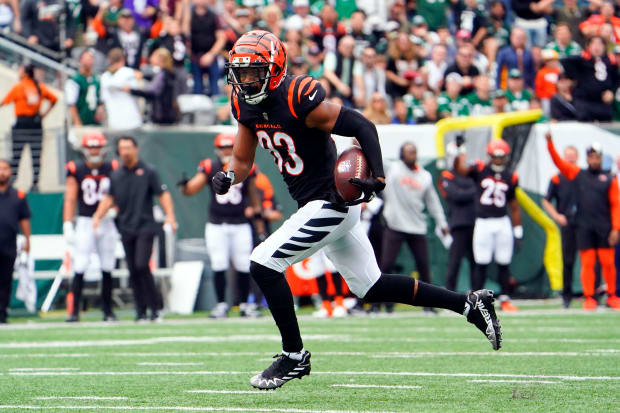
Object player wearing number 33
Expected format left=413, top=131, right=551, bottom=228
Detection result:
left=63, top=131, right=118, bottom=322
left=456, top=138, right=523, bottom=312
left=211, top=30, right=503, bottom=391
left=178, top=132, right=266, bottom=319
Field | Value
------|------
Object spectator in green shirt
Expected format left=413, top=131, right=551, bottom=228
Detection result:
left=438, top=73, right=470, bottom=118
left=506, top=69, right=534, bottom=111
left=65, top=50, right=103, bottom=126
left=544, top=22, right=582, bottom=58
left=465, top=74, right=494, bottom=115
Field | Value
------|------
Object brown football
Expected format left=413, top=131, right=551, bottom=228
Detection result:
left=334, top=146, right=370, bottom=202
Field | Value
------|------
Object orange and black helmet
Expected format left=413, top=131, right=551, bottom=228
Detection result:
left=225, top=30, right=287, bottom=105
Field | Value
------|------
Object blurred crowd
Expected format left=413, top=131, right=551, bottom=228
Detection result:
left=4, top=0, right=620, bottom=127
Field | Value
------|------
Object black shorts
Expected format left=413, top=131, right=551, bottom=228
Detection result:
left=576, top=227, right=610, bottom=250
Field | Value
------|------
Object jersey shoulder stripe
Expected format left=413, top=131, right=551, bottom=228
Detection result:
left=551, top=174, right=560, bottom=185
left=441, top=170, right=455, bottom=180
left=232, top=93, right=241, bottom=119
left=511, top=171, right=519, bottom=185
left=297, top=77, right=313, bottom=102
left=475, top=160, right=485, bottom=172
left=199, top=159, right=213, bottom=175
left=111, top=159, right=119, bottom=170
left=66, top=160, right=77, bottom=175
left=287, top=76, right=300, bottom=118
left=17, top=189, right=26, bottom=199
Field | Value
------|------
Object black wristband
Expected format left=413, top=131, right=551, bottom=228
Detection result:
left=332, top=106, right=385, bottom=178
left=253, top=211, right=263, bottom=220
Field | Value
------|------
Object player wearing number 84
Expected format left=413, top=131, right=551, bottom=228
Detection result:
left=63, top=131, right=119, bottom=322
left=213, top=30, right=504, bottom=391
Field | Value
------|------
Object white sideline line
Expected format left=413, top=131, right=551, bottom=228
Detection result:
left=34, top=397, right=129, bottom=401
left=136, top=362, right=204, bottom=366
left=9, top=368, right=80, bottom=371
left=8, top=370, right=620, bottom=381
left=186, top=390, right=272, bottom=395
left=4, top=335, right=620, bottom=349
left=312, top=371, right=620, bottom=381
left=468, top=380, right=560, bottom=385
left=0, top=405, right=396, bottom=413
left=370, top=351, right=620, bottom=358
left=331, top=384, right=422, bottom=389
left=0, top=354, right=90, bottom=359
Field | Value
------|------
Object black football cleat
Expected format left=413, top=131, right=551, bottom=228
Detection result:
left=250, top=351, right=311, bottom=390
left=65, top=314, right=79, bottom=323
left=465, top=289, right=502, bottom=350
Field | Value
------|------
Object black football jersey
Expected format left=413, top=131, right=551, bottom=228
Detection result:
left=66, top=160, right=117, bottom=217
left=544, top=173, right=577, bottom=223
left=468, top=161, right=518, bottom=219
left=232, top=75, right=340, bottom=207
left=198, top=157, right=256, bottom=224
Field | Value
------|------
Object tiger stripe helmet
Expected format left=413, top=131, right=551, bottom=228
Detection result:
left=486, top=139, right=511, bottom=157
left=80, top=131, right=108, bottom=164
left=226, top=30, right=287, bottom=105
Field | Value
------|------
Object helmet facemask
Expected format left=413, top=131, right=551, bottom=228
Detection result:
left=227, top=61, right=274, bottom=105
left=489, top=154, right=507, bottom=172
left=82, top=146, right=107, bottom=165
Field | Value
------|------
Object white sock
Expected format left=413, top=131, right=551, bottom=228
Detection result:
left=282, top=349, right=306, bottom=360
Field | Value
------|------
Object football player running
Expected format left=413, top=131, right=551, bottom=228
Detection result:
left=214, top=30, right=503, bottom=390
left=179, top=132, right=266, bottom=318
left=63, top=131, right=118, bottom=322
left=456, top=139, right=523, bottom=312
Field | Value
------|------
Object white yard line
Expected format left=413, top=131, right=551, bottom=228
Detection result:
left=136, top=362, right=204, bottom=366
left=0, top=354, right=90, bottom=358
left=0, top=405, right=396, bottom=413
left=3, top=335, right=620, bottom=349
left=34, top=397, right=129, bottom=401
left=370, top=351, right=619, bottom=358
left=8, top=370, right=620, bottom=381
left=10, top=368, right=80, bottom=371
left=331, top=384, right=422, bottom=389
left=185, top=390, right=272, bottom=395
left=468, top=379, right=560, bottom=385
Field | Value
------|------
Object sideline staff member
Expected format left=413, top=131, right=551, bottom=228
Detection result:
left=0, top=160, right=31, bottom=324
left=93, top=137, right=177, bottom=321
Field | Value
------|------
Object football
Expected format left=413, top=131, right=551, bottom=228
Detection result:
left=334, top=146, right=370, bottom=202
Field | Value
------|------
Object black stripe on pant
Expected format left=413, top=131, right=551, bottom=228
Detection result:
left=120, top=230, right=159, bottom=316
left=11, top=116, right=43, bottom=186
left=380, top=227, right=431, bottom=284
left=0, top=250, right=17, bottom=316
left=445, top=226, right=475, bottom=291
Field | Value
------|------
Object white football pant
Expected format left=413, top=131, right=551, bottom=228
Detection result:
left=250, top=200, right=381, bottom=297
left=205, top=222, right=253, bottom=272
left=473, top=216, right=514, bottom=265
left=73, top=216, right=118, bottom=273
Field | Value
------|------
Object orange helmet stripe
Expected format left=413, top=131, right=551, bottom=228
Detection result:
left=297, top=77, right=312, bottom=103
left=288, top=77, right=300, bottom=118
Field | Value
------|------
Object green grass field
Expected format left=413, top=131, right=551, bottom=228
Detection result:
left=0, top=301, right=618, bottom=413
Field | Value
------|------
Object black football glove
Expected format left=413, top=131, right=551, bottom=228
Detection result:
left=456, top=135, right=465, bottom=147
left=176, top=172, right=189, bottom=188
left=346, top=177, right=386, bottom=206
left=212, top=171, right=233, bottom=195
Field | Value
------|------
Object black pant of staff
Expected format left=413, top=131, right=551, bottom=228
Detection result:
left=121, top=230, right=160, bottom=319
left=445, top=226, right=475, bottom=292
left=11, top=116, right=43, bottom=189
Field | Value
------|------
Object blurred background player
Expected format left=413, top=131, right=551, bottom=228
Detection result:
left=312, top=250, right=347, bottom=318
left=0, top=159, right=31, bottom=324
left=63, top=131, right=118, bottom=322
left=381, top=142, right=449, bottom=314
left=546, top=131, right=620, bottom=311
left=440, top=139, right=477, bottom=292
left=542, top=145, right=579, bottom=308
left=457, top=138, right=523, bottom=312
left=93, top=137, right=177, bottom=322
left=179, top=132, right=265, bottom=318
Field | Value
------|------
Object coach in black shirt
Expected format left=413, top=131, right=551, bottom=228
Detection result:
left=542, top=145, right=578, bottom=308
left=93, top=137, right=177, bottom=321
left=0, top=160, right=31, bottom=323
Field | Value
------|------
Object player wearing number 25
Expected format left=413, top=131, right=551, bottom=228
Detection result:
left=178, top=133, right=266, bottom=319
left=92, top=136, right=177, bottom=322
left=456, top=139, right=522, bottom=312
left=63, top=131, right=119, bottom=322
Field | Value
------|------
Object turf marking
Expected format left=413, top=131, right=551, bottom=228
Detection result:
left=0, top=354, right=89, bottom=359
left=8, top=370, right=620, bottom=381
left=9, top=368, right=80, bottom=371
left=185, top=390, right=273, bottom=395
left=0, top=405, right=396, bottom=413
left=3, top=335, right=620, bottom=349
left=468, top=380, right=560, bottom=385
left=136, top=362, right=204, bottom=366
left=331, top=384, right=422, bottom=389
left=34, top=397, right=129, bottom=401
left=370, top=351, right=619, bottom=358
